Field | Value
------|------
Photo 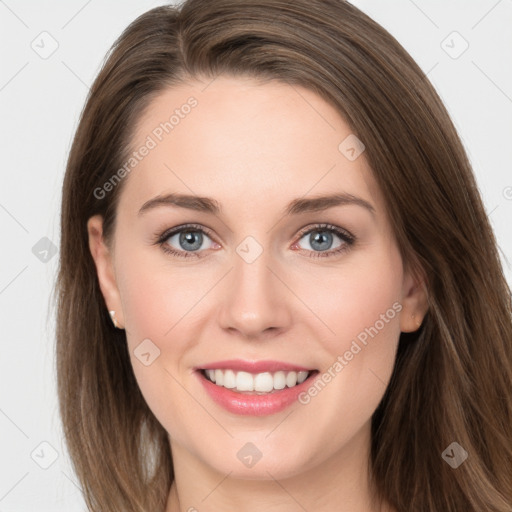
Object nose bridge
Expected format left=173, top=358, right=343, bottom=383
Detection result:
left=218, top=234, right=290, bottom=337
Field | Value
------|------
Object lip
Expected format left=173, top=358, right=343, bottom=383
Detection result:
left=195, top=367, right=319, bottom=416
left=195, top=359, right=313, bottom=373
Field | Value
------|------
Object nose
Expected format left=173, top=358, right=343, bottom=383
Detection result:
left=217, top=244, right=292, bottom=341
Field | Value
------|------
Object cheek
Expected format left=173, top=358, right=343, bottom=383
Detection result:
left=293, top=247, right=404, bottom=419
left=297, top=247, right=404, bottom=356
left=333, top=270, right=403, bottom=360
left=115, top=240, right=201, bottom=342
left=113, top=244, right=215, bottom=442
left=293, top=247, right=404, bottom=433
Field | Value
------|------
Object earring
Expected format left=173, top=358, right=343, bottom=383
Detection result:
left=412, top=314, right=422, bottom=327
left=109, top=310, right=120, bottom=329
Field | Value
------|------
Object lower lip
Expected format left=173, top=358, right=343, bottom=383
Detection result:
left=196, top=370, right=318, bottom=416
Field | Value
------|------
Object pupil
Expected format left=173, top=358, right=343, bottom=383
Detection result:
left=311, top=231, right=332, bottom=251
left=180, top=231, right=202, bottom=251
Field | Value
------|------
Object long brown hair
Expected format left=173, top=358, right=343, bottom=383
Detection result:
left=55, top=1, right=512, bottom=510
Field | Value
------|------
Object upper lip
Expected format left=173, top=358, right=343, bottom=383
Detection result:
left=196, top=359, right=315, bottom=373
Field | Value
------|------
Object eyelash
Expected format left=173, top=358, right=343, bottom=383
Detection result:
left=154, top=223, right=356, bottom=260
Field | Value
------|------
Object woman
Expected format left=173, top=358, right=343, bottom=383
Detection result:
left=55, top=0, right=512, bottom=511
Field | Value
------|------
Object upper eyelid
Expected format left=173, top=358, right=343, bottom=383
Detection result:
left=160, top=223, right=216, bottom=241
left=296, top=223, right=353, bottom=238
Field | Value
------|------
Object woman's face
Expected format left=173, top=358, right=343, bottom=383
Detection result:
left=88, top=75, right=426, bottom=480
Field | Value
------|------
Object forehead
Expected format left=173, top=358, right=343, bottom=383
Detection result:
left=118, top=75, right=383, bottom=219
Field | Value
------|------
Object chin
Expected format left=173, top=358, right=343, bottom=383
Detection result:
left=196, top=437, right=316, bottom=481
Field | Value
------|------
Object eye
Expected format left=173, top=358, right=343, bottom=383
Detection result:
left=155, top=222, right=355, bottom=260
left=156, top=224, right=219, bottom=259
left=292, top=223, right=355, bottom=258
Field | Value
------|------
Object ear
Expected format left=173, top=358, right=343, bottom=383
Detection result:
left=399, top=264, right=429, bottom=333
left=87, top=215, right=124, bottom=329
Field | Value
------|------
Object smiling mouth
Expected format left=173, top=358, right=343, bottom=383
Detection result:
left=199, top=368, right=319, bottom=395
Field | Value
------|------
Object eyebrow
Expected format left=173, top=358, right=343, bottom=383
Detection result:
left=138, top=192, right=376, bottom=217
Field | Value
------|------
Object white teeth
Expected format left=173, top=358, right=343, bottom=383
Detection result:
left=236, top=371, right=254, bottom=391
left=286, top=371, right=297, bottom=387
left=223, top=369, right=236, bottom=388
left=254, top=372, right=274, bottom=392
left=297, top=371, right=309, bottom=384
left=273, top=371, right=286, bottom=390
left=203, top=368, right=312, bottom=393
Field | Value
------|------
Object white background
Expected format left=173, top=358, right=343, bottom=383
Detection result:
left=0, top=1, right=511, bottom=510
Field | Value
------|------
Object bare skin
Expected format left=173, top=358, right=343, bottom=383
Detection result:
left=88, top=75, right=427, bottom=512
